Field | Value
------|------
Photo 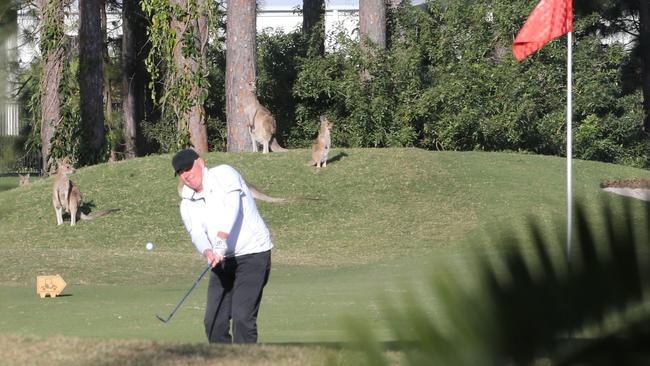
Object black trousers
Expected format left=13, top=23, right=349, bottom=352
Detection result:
left=204, top=250, right=271, bottom=343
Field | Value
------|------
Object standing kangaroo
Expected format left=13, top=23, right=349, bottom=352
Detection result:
left=52, top=160, right=83, bottom=226
left=51, top=159, right=118, bottom=226
left=243, top=82, right=288, bottom=154
left=309, top=116, right=333, bottom=168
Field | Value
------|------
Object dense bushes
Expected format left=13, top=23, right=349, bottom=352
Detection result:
left=284, top=0, right=649, bottom=168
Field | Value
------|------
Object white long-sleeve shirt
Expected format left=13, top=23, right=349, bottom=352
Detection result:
left=179, top=165, right=273, bottom=257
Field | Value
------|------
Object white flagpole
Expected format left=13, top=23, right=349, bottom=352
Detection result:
left=566, top=31, right=573, bottom=264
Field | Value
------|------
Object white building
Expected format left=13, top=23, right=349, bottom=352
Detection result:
left=0, top=0, right=361, bottom=136
left=257, top=0, right=359, bottom=49
left=1, top=18, right=21, bottom=136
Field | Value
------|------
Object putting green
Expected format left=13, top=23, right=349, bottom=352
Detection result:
left=0, top=254, right=452, bottom=343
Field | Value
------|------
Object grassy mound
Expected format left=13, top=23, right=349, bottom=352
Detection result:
left=1, top=148, right=649, bottom=365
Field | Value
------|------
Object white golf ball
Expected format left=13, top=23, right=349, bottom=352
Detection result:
left=146, top=242, right=154, bottom=251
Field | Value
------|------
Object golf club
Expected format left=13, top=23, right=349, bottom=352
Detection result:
left=156, top=262, right=213, bottom=323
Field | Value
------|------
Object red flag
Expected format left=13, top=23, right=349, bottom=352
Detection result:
left=512, top=0, right=572, bottom=61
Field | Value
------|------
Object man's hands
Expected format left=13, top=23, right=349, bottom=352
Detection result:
left=204, top=237, right=228, bottom=268
left=203, top=248, right=224, bottom=268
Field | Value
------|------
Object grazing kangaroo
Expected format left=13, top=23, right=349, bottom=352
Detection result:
left=243, top=82, right=288, bottom=154
left=309, top=116, right=333, bottom=168
left=18, top=174, right=30, bottom=186
left=52, top=159, right=118, bottom=226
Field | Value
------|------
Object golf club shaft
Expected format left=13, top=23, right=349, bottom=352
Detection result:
left=157, top=262, right=212, bottom=322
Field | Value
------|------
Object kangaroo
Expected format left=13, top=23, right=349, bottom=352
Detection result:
left=52, top=160, right=83, bottom=226
left=52, top=159, right=118, bottom=226
left=243, top=82, right=288, bottom=154
left=18, top=174, right=30, bottom=186
left=309, top=116, right=333, bottom=168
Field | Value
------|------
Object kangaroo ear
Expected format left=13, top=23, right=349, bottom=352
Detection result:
left=319, top=115, right=327, bottom=123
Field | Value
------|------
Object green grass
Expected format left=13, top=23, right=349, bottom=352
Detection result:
left=1, top=148, right=649, bottom=365
left=0, top=175, right=19, bottom=192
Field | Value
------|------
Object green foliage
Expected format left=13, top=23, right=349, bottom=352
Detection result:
left=142, top=0, right=223, bottom=151
left=256, top=30, right=307, bottom=147
left=294, top=31, right=417, bottom=148
left=38, top=0, right=65, bottom=56
left=0, top=136, right=23, bottom=171
left=204, top=39, right=227, bottom=151
left=20, top=58, right=43, bottom=157
left=48, top=55, right=82, bottom=164
left=285, top=0, right=650, bottom=167
left=142, top=113, right=181, bottom=153
left=19, top=0, right=107, bottom=168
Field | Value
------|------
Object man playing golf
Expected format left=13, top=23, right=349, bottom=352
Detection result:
left=172, top=148, right=272, bottom=343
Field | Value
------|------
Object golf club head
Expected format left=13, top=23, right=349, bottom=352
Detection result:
left=155, top=314, right=169, bottom=323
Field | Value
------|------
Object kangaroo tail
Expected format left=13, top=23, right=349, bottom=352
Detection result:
left=80, top=208, right=120, bottom=220
left=248, top=184, right=289, bottom=203
left=292, top=196, right=322, bottom=202
left=270, top=137, right=288, bottom=152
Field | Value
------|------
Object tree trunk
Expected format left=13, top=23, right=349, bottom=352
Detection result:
left=169, top=0, right=208, bottom=153
left=303, top=0, right=325, bottom=56
left=639, top=0, right=650, bottom=133
left=359, top=0, right=386, bottom=50
left=38, top=0, right=64, bottom=171
left=225, top=0, right=257, bottom=152
left=101, top=2, right=118, bottom=162
left=121, top=0, right=147, bottom=158
left=79, top=0, right=105, bottom=161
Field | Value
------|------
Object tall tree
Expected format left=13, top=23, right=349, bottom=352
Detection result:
left=121, top=0, right=147, bottom=157
left=38, top=0, right=65, bottom=170
left=359, top=0, right=385, bottom=81
left=101, top=1, right=116, bottom=161
left=79, top=0, right=105, bottom=162
left=225, top=0, right=256, bottom=152
left=359, top=0, right=386, bottom=50
left=169, top=0, right=209, bottom=153
left=303, top=0, right=325, bottom=56
left=143, top=0, right=209, bottom=153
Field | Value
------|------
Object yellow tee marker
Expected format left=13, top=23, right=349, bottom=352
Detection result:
left=36, top=275, right=67, bottom=298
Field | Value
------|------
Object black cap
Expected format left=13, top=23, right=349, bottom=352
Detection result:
left=172, top=149, right=199, bottom=175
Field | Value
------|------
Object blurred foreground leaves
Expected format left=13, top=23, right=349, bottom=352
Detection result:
left=344, top=200, right=650, bottom=365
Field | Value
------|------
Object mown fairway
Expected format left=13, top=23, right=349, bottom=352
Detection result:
left=1, top=148, right=649, bottom=365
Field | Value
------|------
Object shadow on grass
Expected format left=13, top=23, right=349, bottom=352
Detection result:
left=327, top=151, right=349, bottom=166
left=89, top=341, right=357, bottom=366
left=80, top=200, right=98, bottom=215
